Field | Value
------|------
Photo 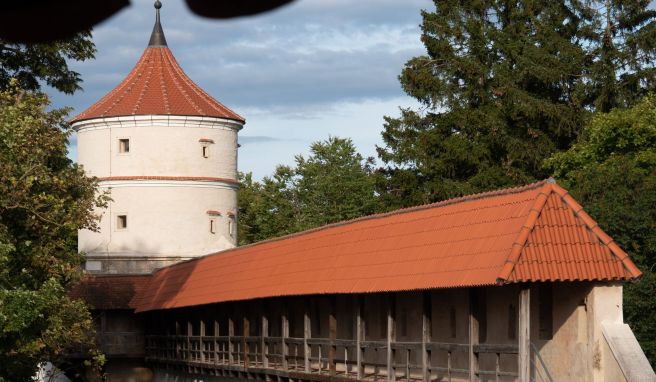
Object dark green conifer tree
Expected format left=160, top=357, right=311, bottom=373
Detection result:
left=377, top=0, right=656, bottom=209
left=579, top=0, right=656, bottom=111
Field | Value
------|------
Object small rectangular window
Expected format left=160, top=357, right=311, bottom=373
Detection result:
left=210, top=219, right=216, bottom=234
left=228, top=219, right=234, bottom=236
left=119, top=139, right=130, bottom=153
left=202, top=146, right=209, bottom=158
left=117, top=215, right=127, bottom=229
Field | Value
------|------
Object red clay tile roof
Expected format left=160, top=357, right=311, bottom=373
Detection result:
left=70, top=275, right=151, bottom=310
left=70, top=47, right=244, bottom=123
left=130, top=180, right=641, bottom=312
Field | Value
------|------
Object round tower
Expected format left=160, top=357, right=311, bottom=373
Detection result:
left=73, top=2, right=244, bottom=274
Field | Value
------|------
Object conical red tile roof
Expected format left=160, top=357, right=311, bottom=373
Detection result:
left=130, top=180, right=641, bottom=313
left=71, top=47, right=244, bottom=123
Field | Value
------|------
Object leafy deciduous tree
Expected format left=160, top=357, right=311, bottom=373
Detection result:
left=0, top=82, right=108, bottom=380
left=0, top=31, right=95, bottom=94
left=546, top=95, right=656, bottom=366
left=238, top=137, right=378, bottom=245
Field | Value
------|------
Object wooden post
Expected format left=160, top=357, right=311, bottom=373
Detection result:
left=228, top=317, right=235, bottom=365
left=422, top=291, right=432, bottom=382
left=261, top=314, right=269, bottom=368
left=355, top=295, right=364, bottom=380
left=519, top=286, right=531, bottom=382
left=387, top=294, right=396, bottom=382
left=187, top=321, right=193, bottom=362
left=329, top=297, right=337, bottom=376
left=214, top=320, right=220, bottom=364
left=175, top=321, right=181, bottom=360
left=304, top=299, right=312, bottom=373
left=200, top=319, right=206, bottom=362
left=282, top=303, right=289, bottom=370
left=243, top=315, right=250, bottom=369
left=469, top=289, right=480, bottom=382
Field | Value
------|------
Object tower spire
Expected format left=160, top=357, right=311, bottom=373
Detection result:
left=148, top=0, right=167, bottom=47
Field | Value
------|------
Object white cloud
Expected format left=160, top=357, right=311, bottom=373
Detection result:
left=56, top=0, right=433, bottom=173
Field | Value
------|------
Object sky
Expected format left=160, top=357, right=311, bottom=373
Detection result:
left=48, top=0, right=431, bottom=179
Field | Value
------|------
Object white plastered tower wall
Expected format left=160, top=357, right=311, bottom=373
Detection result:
left=74, top=115, right=243, bottom=274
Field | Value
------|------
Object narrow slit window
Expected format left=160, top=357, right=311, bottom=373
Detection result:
left=228, top=217, right=235, bottom=237
left=117, top=215, right=127, bottom=230
left=119, top=139, right=130, bottom=153
left=202, top=146, right=209, bottom=158
left=210, top=219, right=216, bottom=234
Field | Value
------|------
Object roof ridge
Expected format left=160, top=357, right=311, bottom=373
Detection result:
left=72, top=49, right=150, bottom=121
left=149, top=179, right=550, bottom=277
left=496, top=182, right=554, bottom=283
left=163, top=50, right=244, bottom=120
left=161, top=49, right=205, bottom=115
left=131, top=50, right=157, bottom=115
left=164, top=50, right=221, bottom=115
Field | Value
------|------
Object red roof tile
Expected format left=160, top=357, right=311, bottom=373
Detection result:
left=70, top=47, right=244, bottom=123
left=70, top=275, right=151, bottom=310
left=130, top=180, right=641, bottom=312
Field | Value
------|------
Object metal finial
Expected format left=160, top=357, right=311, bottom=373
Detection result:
left=148, top=0, right=167, bottom=47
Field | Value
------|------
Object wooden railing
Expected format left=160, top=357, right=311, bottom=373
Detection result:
left=143, top=289, right=532, bottom=381
left=145, top=334, right=519, bottom=381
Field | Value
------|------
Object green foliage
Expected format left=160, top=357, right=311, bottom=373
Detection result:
left=377, top=0, right=656, bottom=209
left=0, top=82, right=108, bottom=380
left=545, top=95, right=656, bottom=366
left=238, top=169, right=297, bottom=245
left=0, top=31, right=96, bottom=94
left=579, top=1, right=656, bottom=112
left=238, top=137, right=378, bottom=245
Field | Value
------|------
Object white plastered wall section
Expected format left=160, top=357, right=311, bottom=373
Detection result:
left=74, top=115, right=241, bottom=178
left=74, top=115, right=243, bottom=274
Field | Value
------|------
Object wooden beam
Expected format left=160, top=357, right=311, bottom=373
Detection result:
left=262, top=313, right=269, bottom=368
left=214, top=319, right=220, bottom=364
left=387, top=294, right=396, bottom=382
left=243, top=315, right=250, bottom=368
left=175, top=321, right=181, bottom=360
left=228, top=317, right=235, bottom=365
left=422, top=291, right=432, bottom=382
left=329, top=296, right=337, bottom=376
left=304, top=298, right=311, bottom=373
left=355, top=295, right=364, bottom=380
left=518, top=286, right=530, bottom=382
left=469, top=289, right=479, bottom=382
left=282, top=302, right=289, bottom=370
left=200, top=319, right=206, bottom=362
left=187, top=321, right=193, bottom=363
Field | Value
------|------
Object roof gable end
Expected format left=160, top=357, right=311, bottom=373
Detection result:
left=497, top=182, right=642, bottom=283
